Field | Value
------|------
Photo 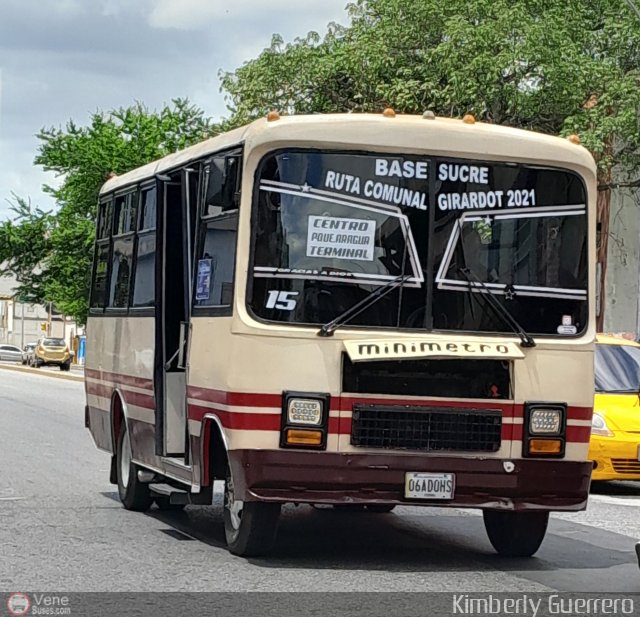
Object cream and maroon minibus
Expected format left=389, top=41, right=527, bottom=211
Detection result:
left=85, top=111, right=596, bottom=557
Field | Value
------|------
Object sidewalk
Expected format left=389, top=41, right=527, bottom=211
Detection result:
left=0, top=361, right=84, bottom=382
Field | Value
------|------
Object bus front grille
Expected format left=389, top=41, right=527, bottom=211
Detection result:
left=351, top=405, right=502, bottom=452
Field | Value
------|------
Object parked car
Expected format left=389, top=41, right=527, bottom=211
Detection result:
left=32, top=337, right=72, bottom=371
left=22, top=342, right=37, bottom=365
left=589, top=335, right=640, bottom=480
left=0, top=344, right=23, bottom=362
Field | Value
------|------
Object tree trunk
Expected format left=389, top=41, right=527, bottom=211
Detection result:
left=596, top=162, right=612, bottom=333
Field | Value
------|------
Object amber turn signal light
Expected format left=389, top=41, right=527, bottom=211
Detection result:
left=285, top=429, right=323, bottom=446
left=527, top=438, right=563, bottom=455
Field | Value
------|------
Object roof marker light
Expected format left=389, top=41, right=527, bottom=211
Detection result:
left=462, top=114, right=476, bottom=124
left=422, top=111, right=436, bottom=120
left=382, top=108, right=396, bottom=118
left=567, top=134, right=581, bottom=145
left=267, top=111, right=281, bottom=122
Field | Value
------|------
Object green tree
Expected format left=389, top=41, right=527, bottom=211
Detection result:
left=1, top=99, right=215, bottom=324
left=0, top=196, right=53, bottom=304
left=221, top=0, right=640, bottom=328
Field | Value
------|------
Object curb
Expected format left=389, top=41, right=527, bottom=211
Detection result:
left=0, top=363, right=84, bottom=382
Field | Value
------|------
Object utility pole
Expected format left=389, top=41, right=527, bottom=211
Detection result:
left=20, top=301, right=25, bottom=349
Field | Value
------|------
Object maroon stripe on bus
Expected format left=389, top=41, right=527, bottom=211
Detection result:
left=188, top=403, right=280, bottom=431
left=86, top=381, right=155, bottom=410
left=565, top=425, right=592, bottom=443
left=567, top=406, right=593, bottom=421
left=188, top=386, right=282, bottom=408
left=122, top=391, right=155, bottom=410
left=327, top=417, right=340, bottom=434
left=85, top=368, right=154, bottom=391
left=86, top=382, right=114, bottom=400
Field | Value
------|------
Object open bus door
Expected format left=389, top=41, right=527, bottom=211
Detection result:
left=154, top=166, right=199, bottom=460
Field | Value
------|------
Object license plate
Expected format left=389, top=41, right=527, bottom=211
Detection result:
left=404, top=472, right=455, bottom=500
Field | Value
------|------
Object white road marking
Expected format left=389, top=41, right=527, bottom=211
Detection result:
left=588, top=493, right=640, bottom=506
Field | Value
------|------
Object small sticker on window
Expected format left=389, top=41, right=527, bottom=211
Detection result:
left=196, top=259, right=212, bottom=301
left=557, top=324, right=577, bottom=335
left=306, top=215, right=376, bottom=261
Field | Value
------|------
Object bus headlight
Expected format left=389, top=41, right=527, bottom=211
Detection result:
left=529, top=407, right=563, bottom=435
left=287, top=398, right=323, bottom=426
left=281, top=392, right=330, bottom=449
left=524, top=402, right=566, bottom=458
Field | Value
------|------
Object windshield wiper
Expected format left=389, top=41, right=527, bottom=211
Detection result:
left=458, top=267, right=536, bottom=348
left=318, top=274, right=412, bottom=337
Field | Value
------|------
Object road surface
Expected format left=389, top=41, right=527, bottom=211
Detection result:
left=1, top=366, right=639, bottom=593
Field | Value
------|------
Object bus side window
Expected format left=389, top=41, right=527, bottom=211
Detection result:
left=90, top=243, right=111, bottom=309
left=131, top=186, right=156, bottom=307
left=90, top=197, right=113, bottom=309
left=194, top=213, right=238, bottom=309
left=203, top=151, right=242, bottom=217
left=107, top=191, right=137, bottom=309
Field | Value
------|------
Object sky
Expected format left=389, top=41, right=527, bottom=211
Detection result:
left=0, top=0, right=350, bottom=219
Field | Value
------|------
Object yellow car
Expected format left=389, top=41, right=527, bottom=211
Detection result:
left=590, top=335, right=640, bottom=480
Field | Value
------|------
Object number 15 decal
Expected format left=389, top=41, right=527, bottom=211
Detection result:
left=265, top=290, right=299, bottom=310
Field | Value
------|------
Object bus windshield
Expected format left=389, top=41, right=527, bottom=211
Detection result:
left=249, top=150, right=588, bottom=335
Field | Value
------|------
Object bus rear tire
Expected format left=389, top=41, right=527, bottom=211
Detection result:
left=223, top=462, right=280, bottom=557
left=483, top=510, right=549, bottom=557
left=116, top=422, right=153, bottom=512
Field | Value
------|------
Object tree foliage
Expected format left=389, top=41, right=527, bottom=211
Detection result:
left=0, top=196, right=53, bottom=303
left=222, top=0, right=640, bottom=174
left=221, top=0, right=640, bottom=327
left=0, top=99, right=215, bottom=324
left=4, top=3, right=640, bottom=327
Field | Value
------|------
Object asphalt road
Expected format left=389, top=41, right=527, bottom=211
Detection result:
left=1, top=366, right=640, bottom=593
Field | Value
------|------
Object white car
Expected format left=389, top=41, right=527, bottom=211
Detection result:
left=0, top=344, right=23, bottom=362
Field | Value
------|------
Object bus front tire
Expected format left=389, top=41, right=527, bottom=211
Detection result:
left=483, top=510, right=549, bottom=557
left=223, top=463, right=280, bottom=557
left=116, top=422, right=153, bottom=512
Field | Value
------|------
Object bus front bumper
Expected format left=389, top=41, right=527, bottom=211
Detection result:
left=228, top=450, right=592, bottom=511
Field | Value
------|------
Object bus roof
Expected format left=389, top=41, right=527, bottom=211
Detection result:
left=100, top=113, right=596, bottom=195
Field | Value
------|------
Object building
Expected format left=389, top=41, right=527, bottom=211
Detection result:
left=603, top=188, right=640, bottom=339
left=0, top=273, right=79, bottom=349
